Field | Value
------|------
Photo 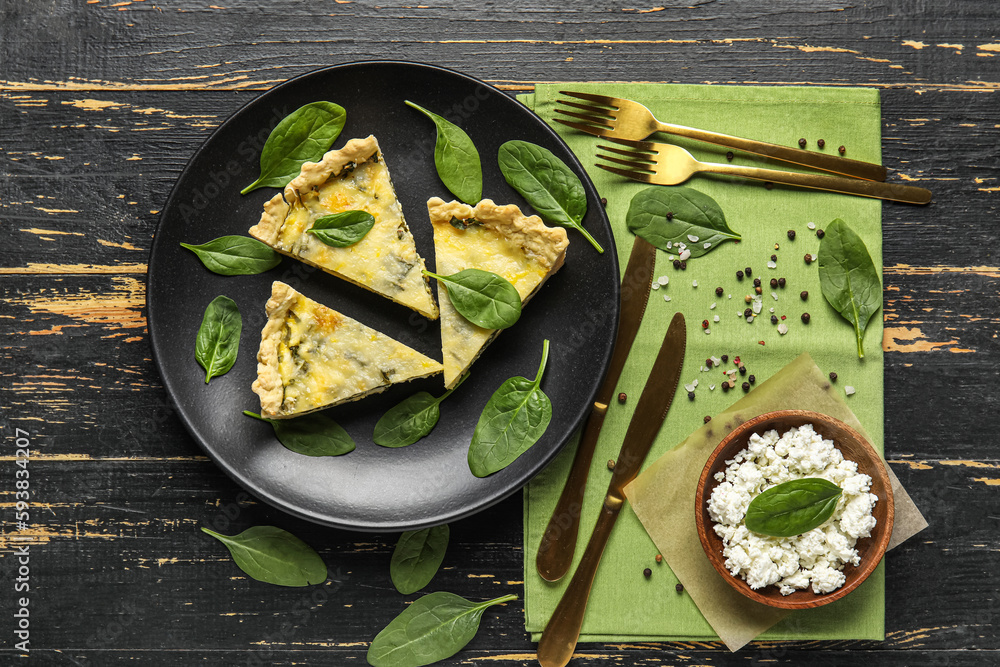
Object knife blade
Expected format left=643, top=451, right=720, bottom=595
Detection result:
left=536, top=237, right=657, bottom=582
left=536, top=312, right=686, bottom=667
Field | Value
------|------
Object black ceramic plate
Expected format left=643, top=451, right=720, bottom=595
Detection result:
left=148, top=61, right=619, bottom=531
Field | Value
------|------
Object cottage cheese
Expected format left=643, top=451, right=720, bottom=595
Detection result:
left=707, top=424, right=878, bottom=595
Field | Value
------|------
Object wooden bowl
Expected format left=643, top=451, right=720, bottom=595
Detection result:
left=694, top=410, right=894, bottom=610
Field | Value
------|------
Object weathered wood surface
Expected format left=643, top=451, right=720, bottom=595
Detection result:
left=2, top=0, right=999, bottom=664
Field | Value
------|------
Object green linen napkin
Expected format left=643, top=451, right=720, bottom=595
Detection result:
left=521, top=83, right=884, bottom=643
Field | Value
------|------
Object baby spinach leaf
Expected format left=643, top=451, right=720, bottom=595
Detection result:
left=390, top=525, right=450, bottom=595
left=243, top=411, right=356, bottom=456
left=241, top=101, right=347, bottom=194
left=468, top=339, right=552, bottom=478
left=818, top=218, right=882, bottom=359
left=422, top=269, right=521, bottom=330
left=405, top=101, right=482, bottom=205
left=195, top=295, right=241, bottom=384
left=180, top=235, right=281, bottom=275
left=625, top=186, right=741, bottom=256
left=498, top=140, right=603, bottom=253
left=373, top=374, right=468, bottom=448
left=307, top=210, right=376, bottom=247
left=201, top=525, right=327, bottom=587
left=367, top=591, right=517, bottom=667
left=745, top=478, right=843, bottom=538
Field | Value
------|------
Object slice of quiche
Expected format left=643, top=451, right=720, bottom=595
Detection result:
left=427, top=197, right=569, bottom=389
left=252, top=281, right=443, bottom=419
left=249, top=136, right=439, bottom=320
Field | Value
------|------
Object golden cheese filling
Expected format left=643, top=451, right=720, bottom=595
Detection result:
left=250, top=137, right=438, bottom=320
left=253, top=283, right=442, bottom=418
left=428, top=198, right=569, bottom=389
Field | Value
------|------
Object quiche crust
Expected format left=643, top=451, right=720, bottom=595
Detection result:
left=427, top=197, right=569, bottom=389
left=249, top=136, right=439, bottom=320
left=252, top=281, right=443, bottom=419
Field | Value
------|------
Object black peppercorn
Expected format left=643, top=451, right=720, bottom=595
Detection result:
left=817, top=138, right=826, bottom=148
left=787, top=229, right=796, bottom=240
left=644, top=568, right=652, bottom=578
left=687, top=391, right=695, bottom=401
left=829, top=372, right=838, bottom=381
left=755, top=286, right=762, bottom=294
left=744, top=266, right=752, bottom=277
left=736, top=270, right=744, bottom=280
left=770, top=278, right=778, bottom=288
left=742, top=381, right=750, bottom=391
left=765, top=182, right=774, bottom=190
left=666, top=211, right=674, bottom=220
left=800, top=290, right=809, bottom=300
left=749, top=374, right=756, bottom=384
left=721, top=354, right=729, bottom=363
left=778, top=277, right=786, bottom=288
left=798, top=137, right=807, bottom=148
left=607, top=459, right=616, bottom=470
left=770, top=314, right=778, bottom=324
left=744, top=308, right=752, bottom=318
left=721, top=382, right=730, bottom=392
left=600, top=197, right=608, bottom=206
left=715, top=286, right=724, bottom=296
left=817, top=228, right=825, bottom=238
left=726, top=151, right=734, bottom=161
left=771, top=254, right=778, bottom=261
left=801, top=312, right=811, bottom=323
left=673, top=259, right=681, bottom=269
left=703, top=415, right=712, bottom=423
left=675, top=583, right=684, bottom=593
left=739, top=365, right=747, bottom=375
left=680, top=261, right=687, bottom=270
left=838, top=145, right=846, bottom=155
left=705, top=358, right=713, bottom=368
left=618, top=392, right=627, bottom=403
left=804, top=253, right=813, bottom=264
left=753, top=277, right=761, bottom=287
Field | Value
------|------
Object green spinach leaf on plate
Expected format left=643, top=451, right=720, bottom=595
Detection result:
left=423, top=269, right=521, bottom=330
left=180, top=235, right=281, bottom=275
left=308, top=210, right=376, bottom=247
left=373, top=375, right=469, bottom=448
left=405, top=101, right=482, bottom=205
left=195, top=295, right=241, bottom=384
left=244, top=410, right=356, bottom=456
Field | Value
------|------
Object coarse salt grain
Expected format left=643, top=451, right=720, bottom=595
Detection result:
left=692, top=280, right=698, bottom=287
left=704, top=242, right=712, bottom=249
left=688, top=234, right=700, bottom=242
left=807, top=222, right=816, bottom=229
left=663, top=295, right=671, bottom=302
left=652, top=283, right=660, bottom=290
left=845, top=386, right=856, bottom=396
left=714, top=315, right=720, bottom=322
left=658, top=276, right=669, bottom=286
left=679, top=249, right=691, bottom=261
left=710, top=302, right=717, bottom=309
left=772, top=292, right=779, bottom=301
left=767, top=260, right=777, bottom=269
left=778, top=323, right=789, bottom=335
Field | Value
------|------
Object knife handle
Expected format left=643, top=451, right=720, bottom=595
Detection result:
left=535, top=403, right=608, bottom=582
left=536, top=501, right=620, bottom=667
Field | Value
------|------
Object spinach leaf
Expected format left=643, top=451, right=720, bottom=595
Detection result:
left=201, top=525, right=327, bottom=587
left=180, top=235, right=281, bottom=275
left=373, top=374, right=468, bottom=448
left=389, top=525, right=450, bottom=595
left=625, top=186, right=741, bottom=256
left=241, top=101, right=347, bottom=194
left=744, top=478, right=843, bottom=538
left=468, top=339, right=552, bottom=478
left=367, top=591, right=517, bottom=667
left=307, top=210, right=376, bottom=247
left=818, top=218, right=882, bottom=358
left=405, top=101, right=482, bottom=205
left=422, top=269, right=521, bottom=330
left=498, top=140, right=603, bottom=253
left=195, top=295, right=242, bottom=384
left=244, top=411, right=356, bottom=456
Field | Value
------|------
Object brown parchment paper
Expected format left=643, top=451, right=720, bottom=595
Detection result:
left=623, top=352, right=928, bottom=651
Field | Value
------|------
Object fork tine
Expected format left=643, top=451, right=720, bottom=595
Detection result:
left=553, top=118, right=613, bottom=138
left=559, top=90, right=619, bottom=108
left=595, top=153, right=656, bottom=172
left=604, top=136, right=659, bottom=152
left=596, top=144, right=655, bottom=160
left=555, top=99, right=615, bottom=119
left=595, top=163, right=656, bottom=184
left=554, top=108, right=614, bottom=129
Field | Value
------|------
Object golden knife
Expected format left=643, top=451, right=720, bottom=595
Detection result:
left=536, top=237, right=658, bottom=582
left=536, top=312, right=686, bottom=667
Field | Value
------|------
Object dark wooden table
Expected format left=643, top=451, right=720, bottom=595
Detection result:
left=2, top=1, right=997, bottom=664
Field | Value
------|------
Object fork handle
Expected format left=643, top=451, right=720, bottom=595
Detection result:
left=699, top=160, right=932, bottom=204
left=655, top=121, right=888, bottom=182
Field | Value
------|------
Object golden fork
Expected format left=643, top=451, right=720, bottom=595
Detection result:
left=556, top=90, right=888, bottom=182
left=595, top=138, right=932, bottom=205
